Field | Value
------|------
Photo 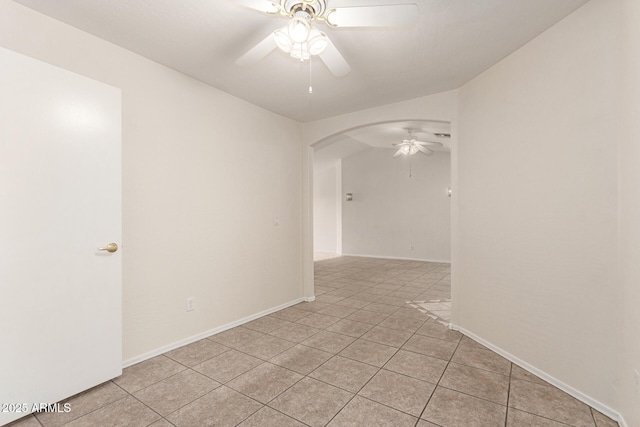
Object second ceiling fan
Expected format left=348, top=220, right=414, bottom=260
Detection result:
left=234, top=0, right=419, bottom=77
left=393, top=129, right=443, bottom=157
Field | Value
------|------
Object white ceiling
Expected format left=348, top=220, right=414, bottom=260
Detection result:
left=13, top=0, right=588, bottom=122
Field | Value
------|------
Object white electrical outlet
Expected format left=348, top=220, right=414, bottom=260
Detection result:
left=186, top=297, right=194, bottom=312
left=273, top=216, right=280, bottom=226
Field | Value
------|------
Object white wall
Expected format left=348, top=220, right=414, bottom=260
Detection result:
left=0, top=0, right=303, bottom=362
left=313, top=162, right=341, bottom=253
left=618, top=0, right=640, bottom=425
left=457, top=0, right=620, bottom=415
left=341, top=148, right=450, bottom=262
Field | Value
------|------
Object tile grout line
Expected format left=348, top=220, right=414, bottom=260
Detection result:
left=55, top=383, right=131, bottom=427
left=415, top=326, right=463, bottom=424
left=505, top=362, right=513, bottom=427
left=590, top=407, right=599, bottom=427
left=112, top=366, right=203, bottom=427
left=54, top=383, right=148, bottom=427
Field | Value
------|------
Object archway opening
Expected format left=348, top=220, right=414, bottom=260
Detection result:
left=309, top=119, right=453, bottom=324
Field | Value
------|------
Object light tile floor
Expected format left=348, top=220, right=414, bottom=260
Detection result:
left=9, top=256, right=619, bottom=427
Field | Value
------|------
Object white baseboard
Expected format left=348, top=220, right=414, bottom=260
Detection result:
left=341, top=253, right=451, bottom=264
left=122, top=297, right=308, bottom=368
left=450, top=324, right=627, bottom=427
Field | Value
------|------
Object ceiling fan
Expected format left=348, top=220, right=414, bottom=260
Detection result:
left=393, top=129, right=443, bottom=157
left=234, top=0, right=419, bottom=77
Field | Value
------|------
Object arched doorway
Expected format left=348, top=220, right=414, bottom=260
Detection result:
left=306, top=119, right=454, bottom=324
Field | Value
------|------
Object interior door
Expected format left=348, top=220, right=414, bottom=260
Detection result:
left=0, top=46, right=122, bottom=425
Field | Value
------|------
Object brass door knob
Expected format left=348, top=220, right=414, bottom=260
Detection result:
left=98, top=243, right=118, bottom=253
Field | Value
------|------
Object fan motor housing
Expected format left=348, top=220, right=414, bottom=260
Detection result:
left=284, top=0, right=327, bottom=17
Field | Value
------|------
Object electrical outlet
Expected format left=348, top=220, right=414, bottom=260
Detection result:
left=186, top=297, right=194, bottom=312
left=273, top=216, right=280, bottom=226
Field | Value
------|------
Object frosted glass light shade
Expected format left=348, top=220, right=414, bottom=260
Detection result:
left=274, top=28, right=293, bottom=53
left=307, top=28, right=328, bottom=55
left=288, top=18, right=310, bottom=43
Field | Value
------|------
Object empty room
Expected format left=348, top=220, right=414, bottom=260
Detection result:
left=1, top=0, right=638, bottom=426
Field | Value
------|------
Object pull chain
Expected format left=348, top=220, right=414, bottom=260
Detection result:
left=308, top=57, right=313, bottom=94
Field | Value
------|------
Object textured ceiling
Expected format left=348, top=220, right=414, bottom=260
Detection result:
left=14, top=0, right=588, bottom=122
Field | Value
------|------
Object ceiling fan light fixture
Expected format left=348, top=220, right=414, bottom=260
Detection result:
left=393, top=128, right=442, bottom=157
left=288, top=17, right=311, bottom=43
left=236, top=0, right=418, bottom=77
left=274, top=19, right=327, bottom=60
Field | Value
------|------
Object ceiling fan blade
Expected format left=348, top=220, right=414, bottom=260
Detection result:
left=416, top=145, right=434, bottom=155
left=414, top=140, right=443, bottom=147
left=393, top=148, right=404, bottom=157
left=236, top=33, right=278, bottom=66
left=326, top=4, right=419, bottom=28
left=318, top=38, right=351, bottom=77
left=234, top=0, right=279, bottom=13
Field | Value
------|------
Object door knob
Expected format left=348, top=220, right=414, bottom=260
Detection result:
left=98, top=243, right=118, bottom=253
